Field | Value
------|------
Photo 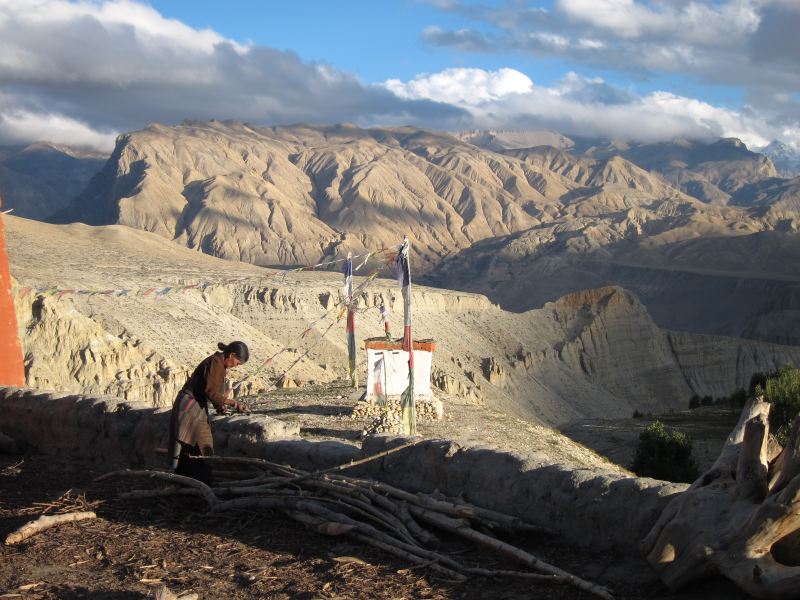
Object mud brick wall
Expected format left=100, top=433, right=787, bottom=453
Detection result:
left=1, top=386, right=683, bottom=554
left=359, top=436, right=686, bottom=554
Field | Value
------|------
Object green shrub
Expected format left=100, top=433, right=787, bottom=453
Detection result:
left=630, top=421, right=699, bottom=483
left=749, top=372, right=767, bottom=395
left=759, top=366, right=800, bottom=445
left=701, top=395, right=714, bottom=406
left=688, top=394, right=700, bottom=409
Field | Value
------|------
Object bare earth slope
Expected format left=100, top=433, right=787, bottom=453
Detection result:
left=8, top=216, right=800, bottom=434
left=50, top=121, right=800, bottom=345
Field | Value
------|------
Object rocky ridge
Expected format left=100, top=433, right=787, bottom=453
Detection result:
left=49, top=122, right=800, bottom=345
left=7, top=215, right=800, bottom=428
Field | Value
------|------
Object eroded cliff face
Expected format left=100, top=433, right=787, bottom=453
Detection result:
left=8, top=217, right=800, bottom=425
left=15, top=292, right=188, bottom=407
left=667, top=331, right=800, bottom=397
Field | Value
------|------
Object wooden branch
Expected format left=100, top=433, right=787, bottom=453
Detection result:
left=407, top=506, right=615, bottom=600
left=736, top=414, right=769, bottom=501
left=286, top=502, right=478, bottom=581
left=398, top=501, right=439, bottom=547
left=212, top=496, right=305, bottom=513
left=644, top=396, right=800, bottom=598
left=290, top=508, right=465, bottom=580
left=347, top=531, right=466, bottom=581
left=96, top=469, right=219, bottom=510
left=92, top=446, right=608, bottom=596
left=319, top=475, right=439, bottom=546
left=700, top=397, right=771, bottom=487
left=335, top=475, right=553, bottom=535
left=119, top=487, right=200, bottom=500
left=461, top=567, right=570, bottom=582
left=200, top=456, right=305, bottom=476
left=322, top=492, right=419, bottom=547
left=5, top=511, right=96, bottom=545
left=769, top=414, right=800, bottom=495
left=261, top=439, right=423, bottom=489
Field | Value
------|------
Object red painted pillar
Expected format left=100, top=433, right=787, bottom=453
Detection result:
left=0, top=193, right=25, bottom=386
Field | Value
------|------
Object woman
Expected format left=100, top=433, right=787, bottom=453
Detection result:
left=168, top=341, right=249, bottom=481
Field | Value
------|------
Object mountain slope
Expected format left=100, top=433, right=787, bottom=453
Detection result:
left=8, top=215, right=800, bottom=426
left=0, top=143, right=107, bottom=219
left=56, top=121, right=723, bottom=273
left=50, top=121, right=800, bottom=346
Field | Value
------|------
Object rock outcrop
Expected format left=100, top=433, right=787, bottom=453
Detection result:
left=7, top=216, right=800, bottom=427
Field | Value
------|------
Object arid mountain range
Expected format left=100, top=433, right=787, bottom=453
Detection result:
left=36, top=121, right=800, bottom=346
left=0, top=142, right=106, bottom=220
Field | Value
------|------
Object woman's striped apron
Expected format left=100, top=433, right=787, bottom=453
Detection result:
left=168, top=389, right=214, bottom=469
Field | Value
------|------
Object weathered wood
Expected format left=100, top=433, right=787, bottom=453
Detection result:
left=769, top=414, right=800, bottom=495
left=5, top=511, right=96, bottom=545
left=154, top=583, right=198, bottom=600
left=643, top=397, right=800, bottom=599
left=261, top=439, right=424, bottom=489
left=96, top=469, right=219, bottom=510
left=736, top=414, right=769, bottom=501
left=100, top=448, right=608, bottom=596
left=407, top=505, right=616, bottom=600
left=334, top=474, right=553, bottom=535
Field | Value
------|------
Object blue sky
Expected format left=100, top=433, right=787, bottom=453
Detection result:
left=149, top=0, right=739, bottom=103
left=150, top=1, right=512, bottom=82
left=0, top=0, right=798, bottom=150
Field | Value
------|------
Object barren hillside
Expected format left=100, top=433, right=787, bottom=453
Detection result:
left=8, top=216, right=800, bottom=431
left=48, top=122, right=800, bottom=346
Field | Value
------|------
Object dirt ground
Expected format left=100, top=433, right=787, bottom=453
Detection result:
left=1, top=389, right=750, bottom=600
left=0, top=458, right=750, bottom=599
left=1, top=453, right=662, bottom=600
left=246, top=383, right=626, bottom=472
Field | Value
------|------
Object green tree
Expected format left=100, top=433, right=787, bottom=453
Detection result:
left=630, top=421, right=699, bottom=483
left=688, top=394, right=700, bottom=409
left=759, top=366, right=800, bottom=445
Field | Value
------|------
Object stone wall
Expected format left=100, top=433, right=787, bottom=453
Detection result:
left=0, top=386, right=684, bottom=554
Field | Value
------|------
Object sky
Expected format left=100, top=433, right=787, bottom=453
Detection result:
left=0, top=0, right=798, bottom=152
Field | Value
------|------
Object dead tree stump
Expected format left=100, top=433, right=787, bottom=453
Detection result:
left=642, top=397, right=800, bottom=599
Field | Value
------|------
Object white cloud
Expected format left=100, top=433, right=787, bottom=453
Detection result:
left=0, top=0, right=465, bottom=150
left=384, top=67, right=790, bottom=147
left=0, top=106, right=117, bottom=151
left=386, top=68, right=533, bottom=106
left=424, top=0, right=800, bottom=145
left=3, top=0, right=246, bottom=55
left=555, top=0, right=759, bottom=44
left=0, top=0, right=795, bottom=152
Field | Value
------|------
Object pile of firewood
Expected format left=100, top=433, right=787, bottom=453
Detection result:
left=353, top=397, right=444, bottom=437
left=99, top=441, right=615, bottom=600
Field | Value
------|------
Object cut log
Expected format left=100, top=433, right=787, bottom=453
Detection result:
left=5, top=511, right=96, bottom=545
left=643, top=397, right=800, bottom=599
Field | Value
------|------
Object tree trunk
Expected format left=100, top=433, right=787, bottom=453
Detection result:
left=642, top=397, right=800, bottom=599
